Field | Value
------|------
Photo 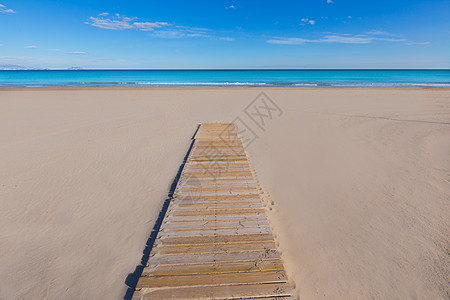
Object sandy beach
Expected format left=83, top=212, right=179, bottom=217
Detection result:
left=1, top=87, right=449, bottom=299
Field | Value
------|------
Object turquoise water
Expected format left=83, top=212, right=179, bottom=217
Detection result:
left=0, top=69, right=449, bottom=87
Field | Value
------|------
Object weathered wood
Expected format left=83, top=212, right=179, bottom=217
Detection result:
left=136, top=270, right=288, bottom=289
left=142, top=258, right=285, bottom=276
left=157, top=233, right=275, bottom=245
left=151, top=241, right=277, bottom=255
left=137, top=282, right=292, bottom=299
left=147, top=249, right=279, bottom=265
left=133, top=123, right=292, bottom=300
left=167, top=208, right=265, bottom=216
left=161, top=220, right=269, bottom=230
left=174, top=194, right=260, bottom=201
left=171, top=203, right=263, bottom=209
left=157, top=227, right=271, bottom=239
left=163, top=214, right=268, bottom=222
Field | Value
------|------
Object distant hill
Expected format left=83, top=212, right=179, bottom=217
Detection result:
left=0, top=65, right=48, bottom=70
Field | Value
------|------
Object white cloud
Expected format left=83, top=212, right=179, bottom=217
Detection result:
left=219, top=37, right=235, bottom=41
left=327, top=0, right=333, bottom=3
left=48, top=49, right=61, bottom=51
left=87, top=13, right=219, bottom=40
left=151, top=31, right=188, bottom=39
left=226, top=5, right=235, bottom=9
left=377, top=37, right=407, bottom=42
left=300, top=18, right=315, bottom=26
left=87, top=13, right=211, bottom=39
left=405, top=42, right=431, bottom=45
left=87, top=14, right=169, bottom=31
left=366, top=30, right=394, bottom=36
left=0, top=3, right=15, bottom=14
left=25, top=45, right=37, bottom=49
left=69, top=51, right=87, bottom=54
left=150, top=28, right=209, bottom=39
left=150, top=25, right=211, bottom=39
left=267, top=37, right=310, bottom=45
left=320, top=35, right=372, bottom=43
left=267, top=32, right=412, bottom=45
left=348, top=16, right=352, bottom=19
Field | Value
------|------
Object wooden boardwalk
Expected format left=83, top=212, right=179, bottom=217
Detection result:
left=133, top=123, right=293, bottom=299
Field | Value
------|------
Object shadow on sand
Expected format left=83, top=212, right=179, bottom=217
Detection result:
left=123, top=125, right=200, bottom=300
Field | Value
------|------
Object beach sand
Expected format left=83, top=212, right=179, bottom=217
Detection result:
left=0, top=87, right=449, bottom=299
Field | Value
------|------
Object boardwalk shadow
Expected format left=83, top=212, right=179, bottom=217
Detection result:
left=123, top=125, right=199, bottom=300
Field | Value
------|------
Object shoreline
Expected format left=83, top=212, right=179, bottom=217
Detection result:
left=1, top=85, right=449, bottom=91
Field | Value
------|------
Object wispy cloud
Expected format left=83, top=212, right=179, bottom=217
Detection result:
left=327, top=0, right=333, bottom=3
left=87, top=13, right=213, bottom=40
left=0, top=3, right=15, bottom=14
left=25, top=45, right=37, bottom=49
left=149, top=25, right=211, bottom=39
left=69, top=51, right=87, bottom=55
left=48, top=49, right=61, bottom=51
left=377, top=37, right=407, bottom=42
left=218, top=37, right=235, bottom=41
left=268, top=38, right=310, bottom=45
left=150, top=27, right=210, bottom=39
left=405, top=41, right=431, bottom=45
left=226, top=5, right=235, bottom=9
left=87, top=13, right=169, bottom=31
left=267, top=32, right=410, bottom=45
left=300, top=18, right=315, bottom=26
left=366, top=30, right=397, bottom=36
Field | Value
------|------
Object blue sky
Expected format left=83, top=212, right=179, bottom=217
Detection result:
left=0, top=0, right=449, bottom=68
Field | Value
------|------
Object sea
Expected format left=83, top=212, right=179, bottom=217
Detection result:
left=0, top=69, right=449, bottom=88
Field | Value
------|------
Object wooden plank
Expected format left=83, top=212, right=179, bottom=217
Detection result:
left=171, top=200, right=262, bottom=206
left=142, top=258, right=285, bottom=276
left=167, top=205, right=263, bottom=213
left=137, top=282, right=292, bottom=299
left=169, top=202, right=264, bottom=212
left=181, top=171, right=253, bottom=178
left=163, top=214, right=268, bottom=222
left=177, top=187, right=258, bottom=193
left=157, top=233, right=274, bottom=245
left=172, top=203, right=263, bottom=209
left=148, top=249, right=279, bottom=265
left=173, top=194, right=260, bottom=201
left=157, top=227, right=271, bottom=238
left=161, top=220, right=269, bottom=230
left=167, top=209, right=265, bottom=217
left=151, top=241, right=277, bottom=255
left=136, top=270, right=288, bottom=289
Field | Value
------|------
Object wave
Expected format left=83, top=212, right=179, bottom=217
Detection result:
left=1, top=81, right=449, bottom=88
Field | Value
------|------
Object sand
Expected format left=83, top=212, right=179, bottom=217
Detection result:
left=0, top=87, right=449, bottom=299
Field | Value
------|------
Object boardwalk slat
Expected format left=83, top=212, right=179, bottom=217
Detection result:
left=157, top=227, right=271, bottom=238
left=142, top=259, right=285, bottom=276
left=161, top=220, right=269, bottom=230
left=157, top=233, right=275, bottom=245
left=163, top=214, right=268, bottom=222
left=136, top=270, right=288, bottom=289
left=151, top=241, right=277, bottom=255
left=137, top=282, right=292, bottom=299
left=147, top=249, right=279, bottom=265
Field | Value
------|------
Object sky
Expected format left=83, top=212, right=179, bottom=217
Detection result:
left=0, top=0, right=449, bottom=69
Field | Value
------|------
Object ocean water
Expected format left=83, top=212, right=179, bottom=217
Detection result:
left=0, top=69, right=449, bottom=87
